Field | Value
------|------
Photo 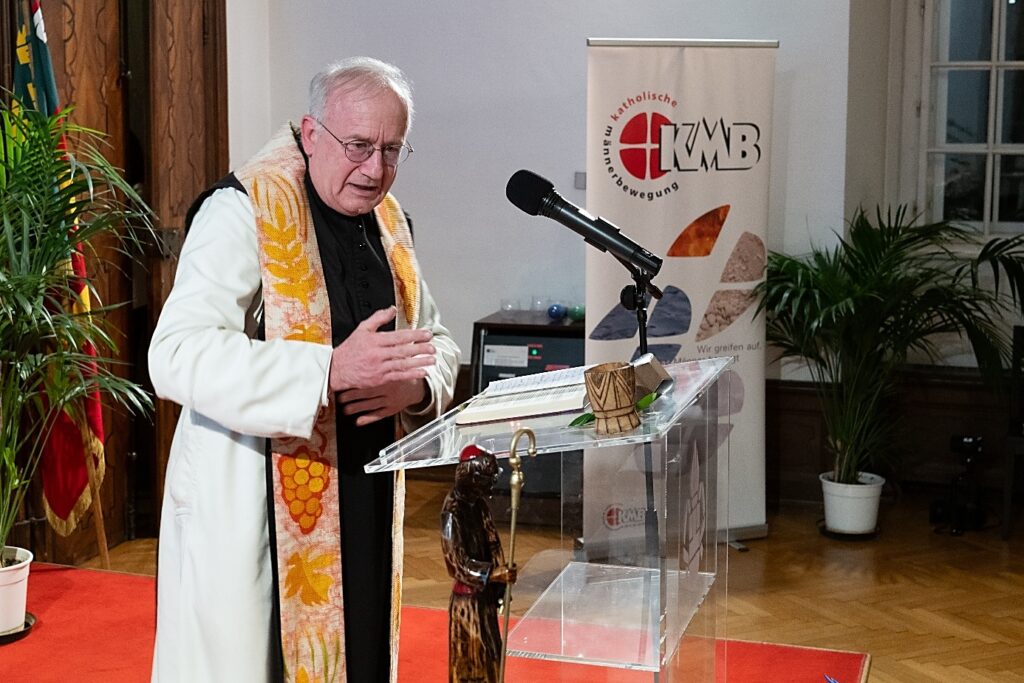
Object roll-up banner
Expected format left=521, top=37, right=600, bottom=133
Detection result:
left=584, top=39, right=777, bottom=541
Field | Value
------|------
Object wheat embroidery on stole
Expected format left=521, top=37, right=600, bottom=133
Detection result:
left=241, top=130, right=345, bottom=682
left=235, top=126, right=423, bottom=683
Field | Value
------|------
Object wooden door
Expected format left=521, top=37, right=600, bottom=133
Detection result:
left=1, top=0, right=227, bottom=562
left=146, top=0, right=229, bottom=519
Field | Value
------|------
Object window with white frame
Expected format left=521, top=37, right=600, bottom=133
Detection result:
left=922, top=0, right=1024, bottom=235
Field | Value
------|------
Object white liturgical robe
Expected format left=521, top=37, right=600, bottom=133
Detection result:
left=148, top=187, right=460, bottom=682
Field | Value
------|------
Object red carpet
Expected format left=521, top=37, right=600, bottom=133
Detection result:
left=1, top=563, right=869, bottom=682
left=399, top=607, right=870, bottom=683
left=1, top=563, right=155, bottom=682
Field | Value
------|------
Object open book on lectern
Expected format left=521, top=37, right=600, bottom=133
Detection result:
left=454, top=353, right=671, bottom=426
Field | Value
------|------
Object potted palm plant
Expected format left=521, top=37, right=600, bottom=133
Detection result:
left=756, top=207, right=1024, bottom=534
left=0, top=99, right=152, bottom=634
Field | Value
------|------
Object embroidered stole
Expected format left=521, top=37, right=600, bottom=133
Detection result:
left=235, top=124, right=419, bottom=683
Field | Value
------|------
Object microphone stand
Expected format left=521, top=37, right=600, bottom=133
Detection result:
left=615, top=257, right=662, bottom=569
left=616, top=258, right=662, bottom=679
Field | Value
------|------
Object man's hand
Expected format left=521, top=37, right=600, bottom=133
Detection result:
left=329, top=306, right=436, bottom=393
left=337, top=378, right=428, bottom=426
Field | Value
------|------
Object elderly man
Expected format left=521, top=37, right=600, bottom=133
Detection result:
left=149, top=57, right=460, bottom=682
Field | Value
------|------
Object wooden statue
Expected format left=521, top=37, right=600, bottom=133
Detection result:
left=441, top=445, right=516, bottom=683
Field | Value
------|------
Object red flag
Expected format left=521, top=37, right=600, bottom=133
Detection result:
left=14, top=0, right=107, bottom=536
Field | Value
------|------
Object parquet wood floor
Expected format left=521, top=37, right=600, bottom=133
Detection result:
left=84, top=480, right=1024, bottom=681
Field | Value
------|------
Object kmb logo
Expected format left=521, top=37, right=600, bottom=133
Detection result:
left=610, top=113, right=762, bottom=181
left=604, top=504, right=645, bottom=530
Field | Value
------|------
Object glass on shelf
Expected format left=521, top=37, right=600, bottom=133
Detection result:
left=500, top=298, right=521, bottom=320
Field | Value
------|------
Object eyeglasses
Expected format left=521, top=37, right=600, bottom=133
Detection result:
left=315, top=119, right=413, bottom=166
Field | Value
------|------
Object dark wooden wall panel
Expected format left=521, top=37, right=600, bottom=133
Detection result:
left=896, top=370, right=1009, bottom=485
left=52, top=1, right=123, bottom=138
left=150, top=1, right=210, bottom=224
left=1, top=2, right=12, bottom=90
left=767, top=368, right=1013, bottom=507
left=765, top=380, right=829, bottom=503
left=147, top=0, right=229, bottom=513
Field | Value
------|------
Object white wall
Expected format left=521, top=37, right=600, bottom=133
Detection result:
left=845, top=0, right=893, bottom=218
left=225, top=0, right=271, bottom=167
left=227, top=1, right=851, bottom=354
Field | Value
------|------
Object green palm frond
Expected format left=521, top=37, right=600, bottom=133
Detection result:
left=1, top=97, right=155, bottom=550
left=755, top=207, right=1024, bottom=484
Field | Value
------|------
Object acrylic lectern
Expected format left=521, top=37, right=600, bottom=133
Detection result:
left=366, top=357, right=734, bottom=681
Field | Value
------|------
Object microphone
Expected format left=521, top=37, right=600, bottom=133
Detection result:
left=505, top=169, right=662, bottom=276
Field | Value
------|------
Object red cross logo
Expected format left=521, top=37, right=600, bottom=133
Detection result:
left=619, top=112, right=671, bottom=180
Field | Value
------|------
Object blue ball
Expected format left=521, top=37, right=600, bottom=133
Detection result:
left=547, top=303, right=567, bottom=320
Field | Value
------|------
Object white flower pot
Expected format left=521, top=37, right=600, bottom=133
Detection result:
left=0, top=546, right=33, bottom=635
left=819, top=471, right=885, bottom=535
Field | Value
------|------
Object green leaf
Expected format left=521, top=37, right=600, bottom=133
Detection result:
left=635, top=392, right=657, bottom=411
left=569, top=393, right=659, bottom=427
left=753, top=204, right=1024, bottom=483
left=0, top=96, right=155, bottom=549
left=569, top=412, right=595, bottom=427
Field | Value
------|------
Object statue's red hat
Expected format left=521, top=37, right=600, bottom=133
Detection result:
left=459, top=444, right=488, bottom=462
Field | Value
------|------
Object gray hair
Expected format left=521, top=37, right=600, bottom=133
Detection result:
left=308, top=57, right=414, bottom=133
